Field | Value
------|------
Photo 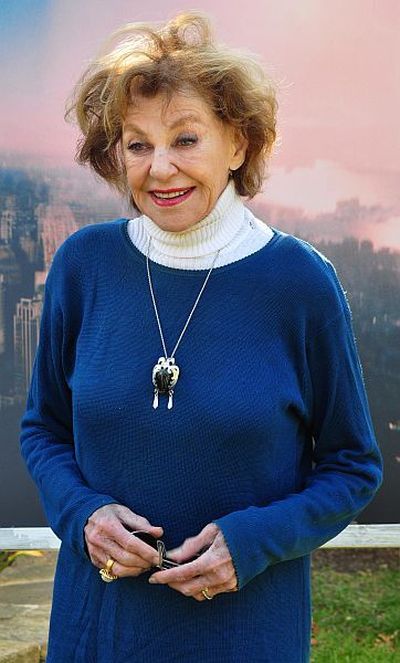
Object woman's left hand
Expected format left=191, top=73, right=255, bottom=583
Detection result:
left=148, top=523, right=238, bottom=601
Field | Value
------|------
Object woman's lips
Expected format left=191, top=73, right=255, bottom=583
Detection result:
left=149, top=187, right=195, bottom=207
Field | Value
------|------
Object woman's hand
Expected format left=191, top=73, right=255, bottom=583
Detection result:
left=148, top=523, right=238, bottom=601
left=84, top=503, right=163, bottom=577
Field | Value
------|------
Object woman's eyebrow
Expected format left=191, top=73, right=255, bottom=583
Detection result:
left=123, top=113, right=204, bottom=135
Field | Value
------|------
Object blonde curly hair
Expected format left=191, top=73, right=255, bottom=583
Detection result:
left=65, top=10, right=280, bottom=212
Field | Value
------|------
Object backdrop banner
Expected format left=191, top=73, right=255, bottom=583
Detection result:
left=0, top=1, right=398, bottom=527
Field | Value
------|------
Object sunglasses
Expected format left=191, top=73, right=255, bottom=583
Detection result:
left=128, top=529, right=208, bottom=571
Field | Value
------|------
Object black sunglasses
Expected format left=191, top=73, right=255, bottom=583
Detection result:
left=128, top=529, right=208, bottom=571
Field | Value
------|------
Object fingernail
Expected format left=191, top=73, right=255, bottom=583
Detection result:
left=148, top=577, right=157, bottom=584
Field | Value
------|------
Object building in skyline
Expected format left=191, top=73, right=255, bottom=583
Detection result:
left=13, top=295, right=43, bottom=398
left=0, top=273, right=6, bottom=356
left=36, top=203, right=78, bottom=271
left=0, top=196, right=16, bottom=244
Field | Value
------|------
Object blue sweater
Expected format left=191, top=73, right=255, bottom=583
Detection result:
left=20, top=218, right=383, bottom=662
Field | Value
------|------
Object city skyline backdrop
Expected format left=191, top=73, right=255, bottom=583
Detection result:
left=0, top=0, right=399, bottom=251
left=0, top=1, right=398, bottom=525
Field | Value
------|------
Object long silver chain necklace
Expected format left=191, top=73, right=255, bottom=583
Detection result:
left=146, top=234, right=221, bottom=410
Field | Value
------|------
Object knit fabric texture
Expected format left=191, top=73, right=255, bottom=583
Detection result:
left=20, top=217, right=383, bottom=662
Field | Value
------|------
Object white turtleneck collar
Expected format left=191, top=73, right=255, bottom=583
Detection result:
left=127, top=178, right=274, bottom=270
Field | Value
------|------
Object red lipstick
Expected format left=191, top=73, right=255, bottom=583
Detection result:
left=151, top=187, right=193, bottom=193
left=150, top=187, right=195, bottom=207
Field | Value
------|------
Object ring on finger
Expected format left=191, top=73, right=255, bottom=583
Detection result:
left=201, top=586, right=213, bottom=600
left=99, top=557, right=118, bottom=582
left=106, top=558, right=115, bottom=572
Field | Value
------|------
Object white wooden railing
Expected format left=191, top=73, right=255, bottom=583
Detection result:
left=0, top=524, right=399, bottom=550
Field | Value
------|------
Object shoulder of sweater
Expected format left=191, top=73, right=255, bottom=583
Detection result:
left=46, top=218, right=125, bottom=301
left=247, top=209, right=333, bottom=270
left=49, top=218, right=125, bottom=273
left=247, top=209, right=350, bottom=321
left=57, top=218, right=124, bottom=255
left=284, top=235, right=350, bottom=323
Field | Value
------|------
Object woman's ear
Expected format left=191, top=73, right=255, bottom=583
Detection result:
left=230, top=127, right=249, bottom=170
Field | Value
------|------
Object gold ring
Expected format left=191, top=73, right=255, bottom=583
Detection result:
left=106, top=558, right=115, bottom=572
left=201, top=587, right=213, bottom=600
left=99, top=557, right=118, bottom=583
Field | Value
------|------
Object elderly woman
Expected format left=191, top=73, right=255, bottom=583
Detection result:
left=20, top=10, right=383, bottom=663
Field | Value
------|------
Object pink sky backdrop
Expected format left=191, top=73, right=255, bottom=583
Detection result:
left=1, top=0, right=399, bottom=249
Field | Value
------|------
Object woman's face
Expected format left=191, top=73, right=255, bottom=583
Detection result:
left=121, top=92, right=248, bottom=232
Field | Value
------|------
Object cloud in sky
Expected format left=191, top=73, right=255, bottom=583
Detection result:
left=0, top=0, right=398, bottom=249
left=259, top=158, right=399, bottom=251
left=266, top=159, right=400, bottom=215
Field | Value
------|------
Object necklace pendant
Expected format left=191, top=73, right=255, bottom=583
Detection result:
left=152, top=389, right=159, bottom=409
left=152, top=356, right=180, bottom=409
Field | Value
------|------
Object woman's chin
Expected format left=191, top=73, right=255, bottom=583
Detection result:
left=153, top=218, right=202, bottom=232
left=144, top=205, right=205, bottom=232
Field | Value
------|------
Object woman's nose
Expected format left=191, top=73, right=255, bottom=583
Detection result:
left=149, top=149, right=178, bottom=179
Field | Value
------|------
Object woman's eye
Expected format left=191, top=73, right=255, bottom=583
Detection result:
left=178, top=135, right=197, bottom=146
left=127, top=135, right=197, bottom=153
left=127, top=142, right=146, bottom=152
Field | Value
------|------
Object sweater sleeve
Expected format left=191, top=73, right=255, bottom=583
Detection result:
left=19, top=242, right=120, bottom=561
left=212, top=272, right=384, bottom=591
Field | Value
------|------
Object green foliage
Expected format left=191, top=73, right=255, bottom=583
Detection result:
left=0, top=550, right=43, bottom=573
left=311, top=567, right=399, bottom=661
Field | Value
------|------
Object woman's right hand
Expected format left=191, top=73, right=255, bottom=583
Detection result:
left=84, top=503, right=164, bottom=577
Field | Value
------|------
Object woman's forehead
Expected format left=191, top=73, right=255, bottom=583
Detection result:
left=124, top=91, right=214, bottom=122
